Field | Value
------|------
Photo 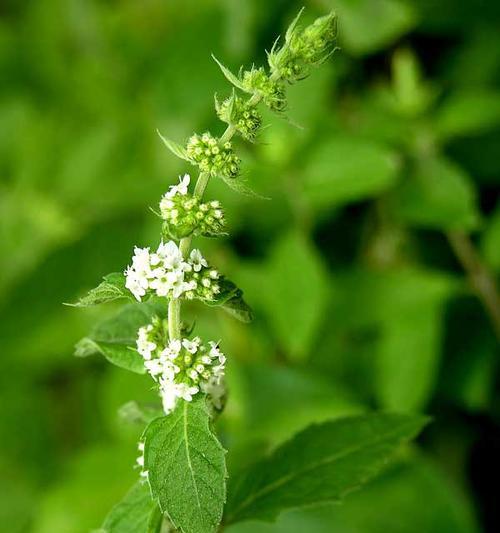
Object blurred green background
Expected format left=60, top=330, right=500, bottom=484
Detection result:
left=1, top=0, right=499, bottom=532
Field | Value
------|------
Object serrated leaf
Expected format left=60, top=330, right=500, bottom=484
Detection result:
left=118, top=401, right=165, bottom=426
left=220, top=174, right=270, bottom=199
left=224, top=413, right=428, bottom=525
left=202, top=278, right=253, bottom=323
left=220, top=294, right=253, bottom=323
left=156, top=130, right=189, bottom=161
left=100, top=481, right=161, bottom=533
left=211, top=55, right=246, bottom=91
left=143, top=397, right=227, bottom=533
left=74, top=300, right=166, bottom=373
left=76, top=338, right=146, bottom=374
left=66, top=272, right=130, bottom=307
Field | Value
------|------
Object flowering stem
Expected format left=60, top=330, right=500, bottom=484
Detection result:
left=168, top=88, right=269, bottom=339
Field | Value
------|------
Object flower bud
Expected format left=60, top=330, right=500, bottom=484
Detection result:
left=186, top=132, right=240, bottom=179
left=241, top=67, right=287, bottom=112
left=159, top=176, right=226, bottom=239
left=268, top=11, right=337, bottom=83
left=215, top=92, right=262, bottom=141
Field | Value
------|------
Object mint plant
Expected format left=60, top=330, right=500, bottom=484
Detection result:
left=70, top=10, right=428, bottom=533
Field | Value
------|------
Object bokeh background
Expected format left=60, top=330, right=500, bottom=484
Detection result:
left=1, top=0, right=499, bottom=532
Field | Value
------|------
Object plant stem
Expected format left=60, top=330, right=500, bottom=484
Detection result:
left=447, top=230, right=500, bottom=341
left=166, top=80, right=273, bottom=339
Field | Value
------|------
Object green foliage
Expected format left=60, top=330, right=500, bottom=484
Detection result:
left=225, top=456, right=479, bottom=533
left=224, top=413, right=428, bottom=525
left=75, top=300, right=166, bottom=373
left=248, top=232, right=329, bottom=361
left=67, top=273, right=130, bottom=307
left=100, top=482, right=161, bottom=533
left=143, top=398, right=227, bottom=533
left=390, top=156, right=480, bottom=230
left=1, top=1, right=497, bottom=532
left=302, top=137, right=400, bottom=209
left=204, top=278, right=253, bottom=323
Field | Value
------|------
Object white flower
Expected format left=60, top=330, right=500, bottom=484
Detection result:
left=161, top=360, right=180, bottom=381
left=160, top=382, right=178, bottom=413
left=144, top=358, right=163, bottom=377
left=165, top=174, right=191, bottom=199
left=149, top=268, right=171, bottom=297
left=136, top=442, right=148, bottom=478
left=153, top=241, right=182, bottom=270
left=131, top=247, right=152, bottom=276
left=209, top=341, right=226, bottom=364
left=168, top=269, right=187, bottom=298
left=177, top=383, right=199, bottom=402
left=136, top=325, right=157, bottom=359
left=201, top=376, right=226, bottom=409
left=161, top=339, right=182, bottom=360
left=125, top=266, right=149, bottom=301
left=182, top=337, right=200, bottom=354
left=189, top=249, right=208, bottom=272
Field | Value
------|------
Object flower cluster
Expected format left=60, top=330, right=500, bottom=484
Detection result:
left=159, top=174, right=225, bottom=239
left=241, top=67, right=286, bottom=112
left=186, top=132, right=240, bottom=179
left=124, top=241, right=220, bottom=302
left=215, top=94, right=262, bottom=141
left=136, top=323, right=226, bottom=413
left=268, top=11, right=337, bottom=83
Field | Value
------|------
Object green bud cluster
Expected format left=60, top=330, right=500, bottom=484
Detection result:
left=186, top=132, right=240, bottom=179
left=215, top=93, right=262, bottom=141
left=184, top=267, right=221, bottom=302
left=241, top=67, right=287, bottom=112
left=268, top=11, right=337, bottom=83
left=160, top=194, right=225, bottom=240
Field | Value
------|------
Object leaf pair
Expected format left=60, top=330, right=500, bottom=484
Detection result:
left=102, top=408, right=427, bottom=533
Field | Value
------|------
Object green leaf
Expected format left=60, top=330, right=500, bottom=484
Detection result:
left=374, top=271, right=456, bottom=412
left=118, top=401, right=165, bottom=426
left=143, top=397, right=227, bottom=533
left=156, top=130, right=189, bottom=161
left=211, top=55, right=246, bottom=92
left=225, top=456, right=479, bottom=533
left=75, top=300, right=166, bottom=373
left=390, top=156, right=480, bottom=230
left=302, top=137, right=400, bottom=209
left=220, top=294, right=253, bottom=323
left=258, top=232, right=329, bottom=361
left=334, top=0, right=416, bottom=55
left=224, top=413, right=428, bottom=525
left=101, top=481, right=162, bottom=533
left=75, top=338, right=145, bottom=374
left=220, top=174, right=269, bottom=199
left=434, top=91, right=500, bottom=141
left=66, top=272, right=130, bottom=307
left=203, top=278, right=253, bottom=323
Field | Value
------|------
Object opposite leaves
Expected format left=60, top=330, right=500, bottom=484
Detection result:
left=143, top=397, right=227, bottom=533
left=224, top=413, right=428, bottom=525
